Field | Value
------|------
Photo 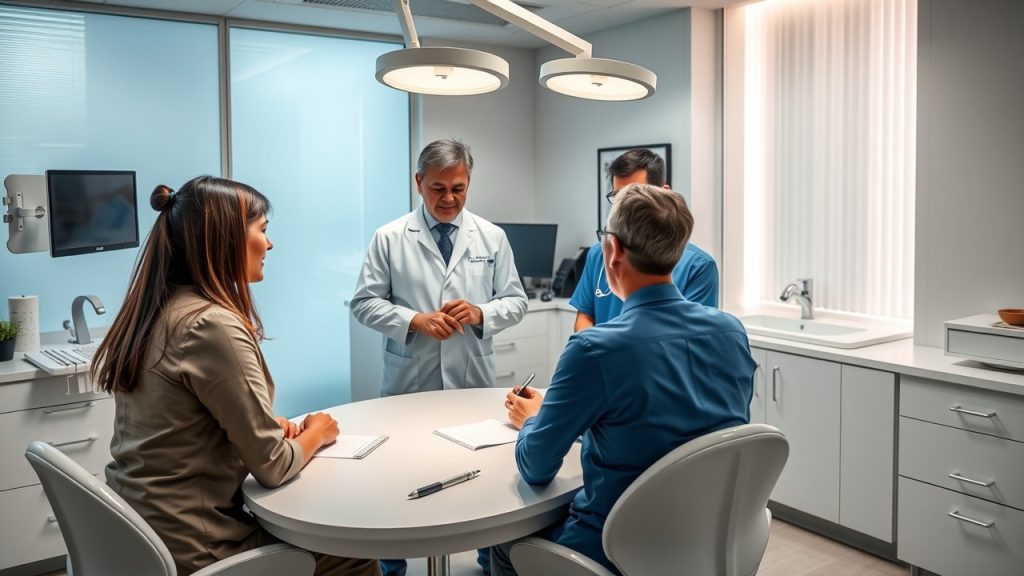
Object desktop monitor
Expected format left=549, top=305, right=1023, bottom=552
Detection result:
left=495, top=223, right=558, bottom=287
left=46, top=170, right=139, bottom=258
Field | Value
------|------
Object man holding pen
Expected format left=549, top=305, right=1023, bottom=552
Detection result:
left=491, top=184, right=755, bottom=575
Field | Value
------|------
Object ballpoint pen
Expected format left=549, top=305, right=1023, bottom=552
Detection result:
left=407, top=469, right=481, bottom=499
left=515, top=373, right=536, bottom=398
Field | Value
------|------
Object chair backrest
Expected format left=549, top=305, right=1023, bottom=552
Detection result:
left=603, top=423, right=789, bottom=576
left=25, top=441, right=177, bottom=576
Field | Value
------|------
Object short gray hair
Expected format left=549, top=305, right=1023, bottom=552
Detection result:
left=416, top=139, right=474, bottom=178
left=607, top=183, right=693, bottom=275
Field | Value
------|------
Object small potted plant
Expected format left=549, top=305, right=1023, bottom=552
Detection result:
left=0, top=319, right=18, bottom=362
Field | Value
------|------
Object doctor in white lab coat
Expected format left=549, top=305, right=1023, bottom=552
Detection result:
left=351, top=139, right=528, bottom=398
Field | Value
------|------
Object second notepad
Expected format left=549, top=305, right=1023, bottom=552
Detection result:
left=434, top=419, right=519, bottom=450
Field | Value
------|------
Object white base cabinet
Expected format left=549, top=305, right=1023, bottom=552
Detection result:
left=750, top=347, right=895, bottom=542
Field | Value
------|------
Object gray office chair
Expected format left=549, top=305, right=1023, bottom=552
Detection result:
left=24, top=441, right=316, bottom=576
left=511, top=423, right=789, bottom=576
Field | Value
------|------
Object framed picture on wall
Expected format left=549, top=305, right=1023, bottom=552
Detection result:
left=597, top=143, right=671, bottom=229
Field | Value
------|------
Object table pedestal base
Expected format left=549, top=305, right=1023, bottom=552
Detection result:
left=427, top=555, right=450, bottom=576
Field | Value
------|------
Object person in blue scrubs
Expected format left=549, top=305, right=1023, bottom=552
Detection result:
left=570, top=148, right=719, bottom=332
left=490, top=183, right=756, bottom=576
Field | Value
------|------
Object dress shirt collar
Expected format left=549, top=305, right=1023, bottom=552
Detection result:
left=621, top=283, right=685, bottom=314
left=421, top=204, right=463, bottom=231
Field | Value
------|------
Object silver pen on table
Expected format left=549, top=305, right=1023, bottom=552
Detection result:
left=407, top=469, right=481, bottom=499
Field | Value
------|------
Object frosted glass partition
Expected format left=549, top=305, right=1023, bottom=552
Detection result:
left=230, top=27, right=410, bottom=416
left=0, top=6, right=220, bottom=335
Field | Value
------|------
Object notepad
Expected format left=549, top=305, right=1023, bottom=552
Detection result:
left=314, top=435, right=389, bottom=459
left=434, top=419, right=519, bottom=451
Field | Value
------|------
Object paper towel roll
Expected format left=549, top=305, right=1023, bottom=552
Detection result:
left=8, top=295, right=40, bottom=352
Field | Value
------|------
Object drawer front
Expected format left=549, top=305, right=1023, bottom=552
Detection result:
left=898, top=477, right=1024, bottom=576
left=0, top=398, right=114, bottom=491
left=900, top=416, right=1024, bottom=510
left=494, top=311, right=547, bottom=342
left=494, top=334, right=548, bottom=373
left=947, top=328, right=1024, bottom=364
left=0, top=484, right=66, bottom=570
left=493, top=362, right=548, bottom=390
left=900, top=375, right=1024, bottom=441
left=0, top=375, right=112, bottom=414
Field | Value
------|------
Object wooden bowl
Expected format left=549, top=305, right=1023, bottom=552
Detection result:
left=998, top=309, right=1024, bottom=326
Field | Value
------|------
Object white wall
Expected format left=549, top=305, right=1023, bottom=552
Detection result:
left=914, top=0, right=1024, bottom=346
left=533, top=10, right=700, bottom=263
left=418, top=41, right=537, bottom=224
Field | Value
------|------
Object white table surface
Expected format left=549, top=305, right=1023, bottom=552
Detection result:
left=242, top=388, right=584, bottom=559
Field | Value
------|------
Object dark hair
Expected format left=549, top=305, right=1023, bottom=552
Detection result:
left=607, top=183, right=692, bottom=275
left=93, top=176, right=271, bottom=393
left=608, top=148, right=666, bottom=187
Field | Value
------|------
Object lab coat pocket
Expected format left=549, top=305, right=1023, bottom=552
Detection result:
left=382, top=349, right=418, bottom=396
left=464, top=349, right=495, bottom=389
left=464, top=262, right=494, bottom=304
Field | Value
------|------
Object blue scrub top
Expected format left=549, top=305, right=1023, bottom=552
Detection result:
left=570, top=242, right=719, bottom=324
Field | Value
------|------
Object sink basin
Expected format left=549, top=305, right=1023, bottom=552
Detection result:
left=740, top=314, right=911, bottom=349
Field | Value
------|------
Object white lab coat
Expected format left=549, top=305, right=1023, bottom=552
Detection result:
left=351, top=208, right=528, bottom=396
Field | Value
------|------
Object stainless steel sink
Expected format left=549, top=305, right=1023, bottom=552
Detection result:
left=740, top=314, right=911, bottom=349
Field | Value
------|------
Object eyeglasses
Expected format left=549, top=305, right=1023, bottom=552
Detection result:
left=596, top=228, right=630, bottom=249
left=604, top=189, right=617, bottom=205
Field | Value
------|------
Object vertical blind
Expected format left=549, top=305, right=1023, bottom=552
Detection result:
left=742, top=0, right=917, bottom=319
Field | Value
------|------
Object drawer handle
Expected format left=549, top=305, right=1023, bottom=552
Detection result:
left=495, top=371, right=516, bottom=380
left=49, top=435, right=98, bottom=448
left=947, top=510, right=994, bottom=528
left=771, top=367, right=780, bottom=402
left=47, top=515, right=58, bottom=524
left=43, top=401, right=96, bottom=414
left=494, top=342, right=517, bottom=351
left=948, top=405, right=996, bottom=418
left=948, top=472, right=994, bottom=487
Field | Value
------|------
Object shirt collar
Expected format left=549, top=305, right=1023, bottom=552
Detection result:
left=621, top=283, right=685, bottom=314
left=421, top=204, right=463, bottom=230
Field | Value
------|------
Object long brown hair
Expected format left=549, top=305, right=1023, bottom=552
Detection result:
left=93, top=176, right=271, bottom=393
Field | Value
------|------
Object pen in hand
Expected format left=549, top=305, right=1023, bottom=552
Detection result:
left=408, top=470, right=481, bottom=499
left=515, top=372, right=536, bottom=398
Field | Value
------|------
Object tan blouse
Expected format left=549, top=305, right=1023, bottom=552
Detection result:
left=105, top=288, right=304, bottom=574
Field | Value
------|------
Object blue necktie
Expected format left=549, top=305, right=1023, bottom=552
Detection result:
left=434, top=223, right=455, bottom=265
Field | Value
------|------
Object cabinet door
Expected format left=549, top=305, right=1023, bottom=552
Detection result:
left=749, top=347, right=768, bottom=424
left=766, top=351, right=841, bottom=522
left=839, top=365, right=895, bottom=542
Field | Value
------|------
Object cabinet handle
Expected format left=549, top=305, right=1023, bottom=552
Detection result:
left=47, top=516, right=58, bottom=524
left=48, top=435, right=98, bottom=448
left=947, top=510, right=994, bottom=528
left=43, top=401, right=95, bottom=414
left=494, top=342, right=517, bottom=351
left=495, top=371, right=516, bottom=380
left=948, top=405, right=996, bottom=418
left=771, top=367, right=780, bottom=402
left=948, top=472, right=994, bottom=487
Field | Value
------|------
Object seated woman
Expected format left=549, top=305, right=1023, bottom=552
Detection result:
left=94, top=176, right=379, bottom=576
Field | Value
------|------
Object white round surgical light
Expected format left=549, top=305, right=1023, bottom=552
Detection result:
left=539, top=58, right=657, bottom=101
left=376, top=47, right=510, bottom=96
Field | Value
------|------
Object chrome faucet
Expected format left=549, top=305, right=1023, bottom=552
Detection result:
left=780, top=278, right=814, bottom=320
left=69, top=295, right=106, bottom=344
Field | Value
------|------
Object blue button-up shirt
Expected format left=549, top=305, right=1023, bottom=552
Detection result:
left=516, top=283, right=755, bottom=573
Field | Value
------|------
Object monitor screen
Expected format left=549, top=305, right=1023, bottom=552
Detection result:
left=46, top=170, right=139, bottom=258
left=495, top=223, right=558, bottom=279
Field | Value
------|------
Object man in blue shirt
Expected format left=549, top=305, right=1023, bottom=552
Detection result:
left=570, top=148, right=719, bottom=332
left=490, top=183, right=756, bottom=576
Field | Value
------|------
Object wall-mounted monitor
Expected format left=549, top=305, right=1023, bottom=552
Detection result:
left=495, top=222, right=558, bottom=280
left=46, top=170, right=139, bottom=258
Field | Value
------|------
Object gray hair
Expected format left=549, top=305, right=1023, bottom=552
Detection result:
left=416, top=139, right=474, bottom=178
left=607, top=183, right=693, bottom=275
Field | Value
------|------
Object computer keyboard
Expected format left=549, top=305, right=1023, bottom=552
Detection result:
left=24, top=343, right=99, bottom=376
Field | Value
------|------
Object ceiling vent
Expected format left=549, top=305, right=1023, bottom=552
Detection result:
left=303, top=0, right=545, bottom=27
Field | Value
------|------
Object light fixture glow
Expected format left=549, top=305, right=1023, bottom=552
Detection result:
left=540, top=58, right=657, bottom=101
left=376, top=47, right=510, bottom=96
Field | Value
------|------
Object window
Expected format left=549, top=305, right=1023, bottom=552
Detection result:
left=727, top=0, right=917, bottom=320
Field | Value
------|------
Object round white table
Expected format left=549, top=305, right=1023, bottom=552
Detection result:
left=242, top=388, right=583, bottom=576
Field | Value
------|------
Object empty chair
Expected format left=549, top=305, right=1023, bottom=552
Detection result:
left=24, top=441, right=315, bottom=576
left=511, top=423, right=789, bottom=576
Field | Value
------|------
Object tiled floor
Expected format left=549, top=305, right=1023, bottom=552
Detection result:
left=44, top=519, right=909, bottom=576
